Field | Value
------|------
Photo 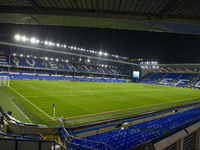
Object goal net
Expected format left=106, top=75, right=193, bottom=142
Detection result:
left=0, top=76, right=10, bottom=87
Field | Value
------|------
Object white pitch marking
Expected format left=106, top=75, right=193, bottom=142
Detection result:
left=20, top=82, right=36, bottom=89
left=10, top=101, right=32, bottom=123
left=57, top=96, right=200, bottom=120
left=25, top=94, right=91, bottom=98
left=8, top=86, right=55, bottom=121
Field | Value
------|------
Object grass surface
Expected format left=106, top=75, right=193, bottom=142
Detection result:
left=1, top=79, right=200, bottom=126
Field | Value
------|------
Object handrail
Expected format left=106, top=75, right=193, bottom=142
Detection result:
left=61, top=125, right=115, bottom=150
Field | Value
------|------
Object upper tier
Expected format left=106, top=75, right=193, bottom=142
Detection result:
left=0, top=55, right=127, bottom=76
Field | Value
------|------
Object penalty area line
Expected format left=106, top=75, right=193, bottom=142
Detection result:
left=10, top=101, right=32, bottom=123
left=8, top=86, right=55, bottom=121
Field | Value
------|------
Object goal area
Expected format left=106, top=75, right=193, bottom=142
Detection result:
left=0, top=76, right=10, bottom=87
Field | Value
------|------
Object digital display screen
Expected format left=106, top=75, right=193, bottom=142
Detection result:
left=133, top=71, right=140, bottom=78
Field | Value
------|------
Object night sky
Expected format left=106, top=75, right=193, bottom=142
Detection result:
left=0, top=23, right=199, bottom=64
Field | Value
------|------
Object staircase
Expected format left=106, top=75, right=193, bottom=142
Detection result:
left=35, top=75, right=40, bottom=80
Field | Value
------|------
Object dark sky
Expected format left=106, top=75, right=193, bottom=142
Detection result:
left=0, top=23, right=199, bottom=64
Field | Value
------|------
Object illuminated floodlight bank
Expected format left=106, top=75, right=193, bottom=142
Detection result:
left=14, top=34, right=129, bottom=61
left=22, top=36, right=27, bottom=42
left=30, top=37, right=36, bottom=43
left=99, top=51, right=103, bottom=56
left=44, top=41, right=48, bottom=45
left=15, top=34, right=21, bottom=40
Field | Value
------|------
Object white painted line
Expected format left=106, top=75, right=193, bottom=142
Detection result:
left=8, top=86, right=55, bottom=121
left=25, top=94, right=91, bottom=98
left=20, top=82, right=36, bottom=89
left=57, top=96, right=200, bottom=120
left=10, top=101, right=32, bottom=123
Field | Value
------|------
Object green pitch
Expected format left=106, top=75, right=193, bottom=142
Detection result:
left=1, top=79, right=200, bottom=126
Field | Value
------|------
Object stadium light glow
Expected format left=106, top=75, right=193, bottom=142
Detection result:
left=87, top=59, right=90, bottom=62
left=15, top=34, right=21, bottom=41
left=13, top=54, right=16, bottom=56
left=63, top=45, right=66, bottom=48
left=66, top=60, right=68, bottom=62
left=20, top=54, right=23, bottom=57
left=22, top=36, right=27, bottom=42
left=45, top=57, right=48, bottom=60
left=50, top=58, right=53, bottom=60
left=30, top=37, right=36, bottom=43
left=48, top=42, right=52, bottom=46
left=56, top=43, right=60, bottom=47
left=99, top=51, right=103, bottom=56
left=56, top=58, right=58, bottom=61
left=79, top=58, right=82, bottom=61
left=27, top=55, right=30, bottom=58
left=34, top=56, right=37, bottom=58
left=104, top=53, right=108, bottom=56
left=44, top=41, right=48, bottom=45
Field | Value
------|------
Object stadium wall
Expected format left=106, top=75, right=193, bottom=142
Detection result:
left=154, top=121, right=200, bottom=150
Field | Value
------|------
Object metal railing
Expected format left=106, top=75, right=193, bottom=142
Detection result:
left=60, top=125, right=115, bottom=150
left=0, top=132, right=66, bottom=150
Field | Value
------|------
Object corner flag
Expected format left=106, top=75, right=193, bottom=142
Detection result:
left=52, top=103, right=55, bottom=118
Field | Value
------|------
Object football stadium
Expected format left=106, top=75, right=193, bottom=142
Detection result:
left=0, top=0, right=200, bottom=150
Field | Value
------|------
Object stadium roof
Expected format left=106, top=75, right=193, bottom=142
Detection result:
left=0, top=0, right=199, bottom=35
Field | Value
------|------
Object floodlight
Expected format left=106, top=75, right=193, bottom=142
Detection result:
left=104, top=53, right=108, bottom=56
left=44, top=41, right=48, bottom=45
left=116, top=55, right=118, bottom=58
left=79, top=58, right=82, bottom=61
left=45, top=57, right=48, bottom=60
left=27, top=55, right=30, bottom=58
left=15, top=34, right=21, bottom=41
left=77, top=48, right=80, bottom=50
left=20, top=54, right=23, bottom=57
left=105, top=65, right=107, bottom=67
left=87, top=59, right=90, bottom=62
left=52, top=43, right=55, bottom=46
left=64, top=45, right=66, bottom=48
left=70, top=46, right=73, bottom=49
left=74, top=47, right=77, bottom=50
left=99, top=51, right=103, bottom=56
left=51, top=58, right=53, bottom=60
left=22, top=36, right=27, bottom=42
left=49, top=42, right=52, bottom=46
left=13, top=54, right=16, bottom=56
left=36, top=40, right=40, bottom=43
left=66, top=60, right=68, bottom=62
left=56, top=43, right=60, bottom=47
left=56, top=58, right=58, bottom=61
left=34, top=56, right=37, bottom=58
left=30, top=37, right=36, bottom=43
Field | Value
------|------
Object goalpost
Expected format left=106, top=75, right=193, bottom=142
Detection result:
left=0, top=76, right=10, bottom=87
